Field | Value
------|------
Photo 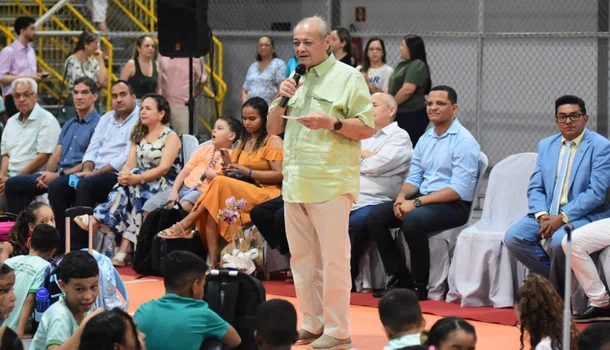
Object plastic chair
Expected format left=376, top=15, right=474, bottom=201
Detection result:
left=446, top=152, right=537, bottom=307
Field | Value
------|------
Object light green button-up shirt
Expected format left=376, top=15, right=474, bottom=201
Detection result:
left=270, top=54, right=374, bottom=203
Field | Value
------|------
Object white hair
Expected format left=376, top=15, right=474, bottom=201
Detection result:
left=373, top=92, right=398, bottom=110
left=295, top=15, right=330, bottom=39
left=11, top=77, right=38, bottom=94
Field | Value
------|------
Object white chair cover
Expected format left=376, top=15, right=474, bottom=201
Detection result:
left=355, top=152, right=488, bottom=300
left=446, top=152, right=537, bottom=307
left=181, top=134, right=201, bottom=163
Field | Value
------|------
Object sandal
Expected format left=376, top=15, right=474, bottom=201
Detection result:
left=158, top=223, right=194, bottom=239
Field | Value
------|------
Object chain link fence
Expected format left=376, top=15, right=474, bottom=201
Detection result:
left=204, top=0, right=610, bottom=166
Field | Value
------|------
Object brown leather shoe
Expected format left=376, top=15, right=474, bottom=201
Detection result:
left=306, top=335, right=352, bottom=349
left=295, top=329, right=322, bottom=346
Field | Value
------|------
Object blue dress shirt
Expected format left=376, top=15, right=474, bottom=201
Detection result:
left=57, top=110, right=101, bottom=171
left=82, top=107, right=140, bottom=171
left=405, top=118, right=480, bottom=201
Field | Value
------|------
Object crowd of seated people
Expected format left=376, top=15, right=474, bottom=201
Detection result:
left=3, top=15, right=610, bottom=350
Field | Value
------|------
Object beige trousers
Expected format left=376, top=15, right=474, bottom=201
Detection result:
left=284, top=195, right=352, bottom=340
left=170, top=104, right=190, bottom=135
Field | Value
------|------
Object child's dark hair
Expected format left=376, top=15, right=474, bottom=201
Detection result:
left=8, top=202, right=50, bottom=257
left=217, top=116, right=243, bottom=142
left=0, top=264, right=13, bottom=278
left=29, top=224, right=60, bottom=254
left=378, top=288, right=423, bottom=335
left=79, top=308, right=142, bottom=350
left=578, top=322, right=610, bottom=350
left=255, top=299, right=298, bottom=346
left=425, top=317, right=476, bottom=348
left=0, top=326, right=23, bottom=350
left=516, top=273, right=578, bottom=350
left=58, top=251, right=99, bottom=284
left=163, top=251, right=208, bottom=291
left=236, top=97, right=269, bottom=161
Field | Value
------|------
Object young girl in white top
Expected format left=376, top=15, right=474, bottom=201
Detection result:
left=360, top=37, right=394, bottom=94
left=515, top=274, right=578, bottom=350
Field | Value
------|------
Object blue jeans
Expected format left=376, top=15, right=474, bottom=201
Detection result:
left=504, top=215, right=591, bottom=294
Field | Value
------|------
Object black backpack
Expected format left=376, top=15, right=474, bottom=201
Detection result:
left=204, top=269, right=266, bottom=350
left=132, top=203, right=188, bottom=276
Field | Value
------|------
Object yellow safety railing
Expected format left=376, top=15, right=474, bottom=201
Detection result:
left=1, top=0, right=116, bottom=111
left=114, top=0, right=227, bottom=132
left=0, top=20, right=61, bottom=101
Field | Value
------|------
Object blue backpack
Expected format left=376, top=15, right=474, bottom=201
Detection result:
left=43, top=249, right=129, bottom=311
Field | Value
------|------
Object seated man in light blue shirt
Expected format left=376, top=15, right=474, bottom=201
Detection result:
left=367, top=85, right=480, bottom=301
left=0, top=77, right=61, bottom=211
left=47, top=80, right=139, bottom=252
left=5, top=77, right=101, bottom=215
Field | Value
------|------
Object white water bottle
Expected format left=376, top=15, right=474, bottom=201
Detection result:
left=103, top=274, right=122, bottom=310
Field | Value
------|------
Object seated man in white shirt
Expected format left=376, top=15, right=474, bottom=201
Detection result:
left=350, top=92, right=412, bottom=287
left=0, top=77, right=61, bottom=211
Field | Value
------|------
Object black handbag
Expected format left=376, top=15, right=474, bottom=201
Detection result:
left=224, top=171, right=261, bottom=187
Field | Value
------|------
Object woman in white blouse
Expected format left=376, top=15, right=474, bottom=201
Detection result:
left=360, top=37, right=394, bottom=94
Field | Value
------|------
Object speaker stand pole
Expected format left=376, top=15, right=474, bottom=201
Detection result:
left=188, top=56, right=194, bottom=136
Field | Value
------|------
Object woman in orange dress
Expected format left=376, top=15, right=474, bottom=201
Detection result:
left=159, top=97, right=283, bottom=266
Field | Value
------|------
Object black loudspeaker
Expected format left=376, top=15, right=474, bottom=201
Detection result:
left=157, top=0, right=210, bottom=57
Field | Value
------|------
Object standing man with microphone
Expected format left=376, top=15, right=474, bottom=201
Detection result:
left=268, top=15, right=374, bottom=350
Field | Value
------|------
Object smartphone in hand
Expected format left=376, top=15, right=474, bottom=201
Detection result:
left=220, top=149, right=232, bottom=165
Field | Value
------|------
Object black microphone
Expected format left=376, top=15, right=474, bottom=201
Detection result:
left=280, top=64, right=306, bottom=108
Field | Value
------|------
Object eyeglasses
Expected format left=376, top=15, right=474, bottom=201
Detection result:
left=556, top=113, right=583, bottom=123
left=258, top=43, right=272, bottom=48
left=425, top=101, right=449, bottom=107
left=13, top=92, right=35, bottom=100
left=368, top=47, right=383, bottom=52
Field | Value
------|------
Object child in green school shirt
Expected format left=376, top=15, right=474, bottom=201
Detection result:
left=31, top=251, right=103, bottom=350
left=4, top=223, right=59, bottom=336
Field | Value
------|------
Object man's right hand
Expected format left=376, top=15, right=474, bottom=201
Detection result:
left=393, top=197, right=405, bottom=219
left=278, top=78, right=300, bottom=102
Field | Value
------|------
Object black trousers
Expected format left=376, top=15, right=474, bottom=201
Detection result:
left=48, top=172, right=117, bottom=252
left=5, top=173, right=50, bottom=214
left=250, top=196, right=288, bottom=254
left=367, top=199, right=471, bottom=284
left=4, top=94, right=17, bottom=118
left=395, top=107, right=429, bottom=147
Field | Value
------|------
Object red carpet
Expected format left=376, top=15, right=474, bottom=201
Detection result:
left=120, top=267, right=519, bottom=326
left=263, top=280, right=519, bottom=327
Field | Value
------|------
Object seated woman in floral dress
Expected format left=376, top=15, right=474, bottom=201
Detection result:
left=158, top=97, right=283, bottom=267
left=75, top=94, right=181, bottom=266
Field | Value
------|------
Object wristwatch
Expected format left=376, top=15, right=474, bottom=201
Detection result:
left=413, top=198, right=423, bottom=208
left=332, top=118, right=343, bottom=131
left=59, top=171, right=66, bottom=177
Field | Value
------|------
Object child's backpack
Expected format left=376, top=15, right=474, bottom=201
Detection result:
left=203, top=269, right=266, bottom=350
left=43, top=249, right=129, bottom=311
left=41, top=206, right=129, bottom=311
left=0, top=212, right=17, bottom=242
left=132, top=202, right=188, bottom=276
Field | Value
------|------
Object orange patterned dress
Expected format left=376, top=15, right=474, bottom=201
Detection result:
left=193, top=135, right=283, bottom=242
